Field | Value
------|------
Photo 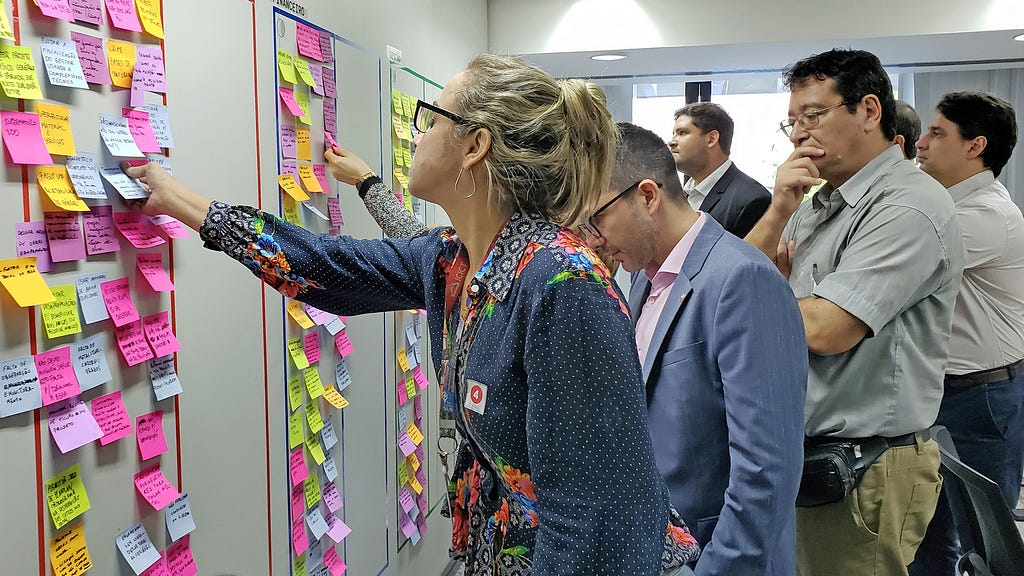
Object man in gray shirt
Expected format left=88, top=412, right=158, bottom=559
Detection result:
left=746, top=49, right=964, bottom=575
left=909, top=91, right=1023, bottom=576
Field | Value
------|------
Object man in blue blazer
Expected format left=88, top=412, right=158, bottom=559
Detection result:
left=579, top=123, right=807, bottom=576
left=670, top=103, right=770, bottom=237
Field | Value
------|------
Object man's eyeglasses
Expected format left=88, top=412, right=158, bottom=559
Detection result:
left=779, top=101, right=852, bottom=137
left=414, top=100, right=468, bottom=133
left=577, top=180, right=656, bottom=239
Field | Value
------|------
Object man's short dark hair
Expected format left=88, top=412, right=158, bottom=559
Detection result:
left=894, top=101, right=921, bottom=159
left=673, top=102, right=735, bottom=155
left=783, top=49, right=897, bottom=141
left=936, top=91, right=1018, bottom=178
left=612, top=122, right=686, bottom=201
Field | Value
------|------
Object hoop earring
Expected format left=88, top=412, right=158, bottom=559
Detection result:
left=455, top=166, right=477, bottom=199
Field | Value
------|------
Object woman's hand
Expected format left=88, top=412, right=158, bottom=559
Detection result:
left=120, top=162, right=213, bottom=231
left=324, top=144, right=373, bottom=186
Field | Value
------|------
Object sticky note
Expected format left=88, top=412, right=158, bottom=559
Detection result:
left=408, top=472, right=423, bottom=495
left=298, top=163, right=322, bottom=193
left=15, top=222, right=52, bottom=273
left=322, top=315, right=344, bottom=335
left=323, top=100, right=336, bottom=135
left=99, top=113, right=143, bottom=157
left=105, top=0, right=142, bottom=32
left=288, top=409, right=305, bottom=450
left=136, top=410, right=167, bottom=460
left=114, top=320, right=155, bottom=367
left=292, top=516, right=309, bottom=557
left=71, top=0, right=103, bottom=25
left=99, top=277, right=138, bottom=327
left=45, top=464, right=90, bottom=530
left=303, top=365, right=324, bottom=399
left=134, top=462, right=179, bottom=510
left=0, top=355, right=42, bottom=417
left=319, top=31, right=333, bottom=62
left=279, top=86, right=304, bottom=117
left=296, top=127, right=312, bottom=160
left=140, top=553, right=170, bottom=576
left=0, top=44, right=44, bottom=99
left=166, top=536, right=197, bottom=576
left=306, top=508, right=330, bottom=542
left=149, top=214, right=189, bottom=238
left=80, top=207, right=119, bottom=256
left=282, top=194, right=301, bottom=226
left=165, top=492, right=196, bottom=542
left=322, top=66, right=336, bottom=98
left=40, top=285, right=82, bottom=339
left=296, top=23, right=324, bottom=62
left=134, top=0, right=164, bottom=38
left=149, top=355, right=182, bottom=401
left=116, top=523, right=160, bottom=574
left=397, top=347, right=410, bottom=372
left=279, top=173, right=310, bottom=201
left=75, top=273, right=108, bottom=324
left=65, top=153, right=106, bottom=199
left=294, top=89, right=311, bottom=124
left=143, top=311, right=180, bottom=357
left=321, top=385, right=348, bottom=410
left=71, top=334, right=111, bottom=392
left=326, top=197, right=344, bottom=227
left=91, top=390, right=132, bottom=445
left=413, top=366, right=429, bottom=390
left=100, top=166, right=149, bottom=199
left=70, top=32, right=110, bottom=85
left=333, top=329, right=354, bottom=357
left=39, top=37, right=88, bottom=89
left=123, top=108, right=161, bottom=153
left=137, top=253, right=174, bottom=291
left=1, top=111, right=53, bottom=164
left=36, top=346, right=80, bottom=405
left=322, top=479, right=342, bottom=513
left=398, top=432, right=416, bottom=457
left=294, top=56, right=316, bottom=87
left=48, top=397, right=103, bottom=454
left=287, top=300, right=314, bottom=328
left=397, top=378, right=408, bottom=405
left=303, top=473, right=321, bottom=509
left=288, top=336, right=310, bottom=370
left=290, top=446, right=309, bottom=486
left=45, top=212, right=86, bottom=262
left=324, top=546, right=347, bottom=576
left=34, top=0, right=74, bottom=20
left=305, top=397, right=324, bottom=434
left=38, top=167, right=87, bottom=212
left=312, top=165, right=332, bottom=197
left=277, top=49, right=296, bottom=83
left=49, top=522, right=93, bottom=576
left=140, top=104, right=173, bottom=147
left=305, top=432, right=325, bottom=465
left=309, top=63, right=324, bottom=96
left=280, top=123, right=297, bottom=158
left=323, top=455, right=338, bottom=482
left=0, top=3, right=12, bottom=40
left=320, top=416, right=338, bottom=450
left=106, top=38, right=136, bottom=88
left=324, top=513, right=351, bottom=544
left=114, top=212, right=165, bottom=247
left=406, top=422, right=424, bottom=445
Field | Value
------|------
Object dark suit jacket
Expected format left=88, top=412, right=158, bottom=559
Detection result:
left=699, top=163, right=770, bottom=238
left=632, top=217, right=807, bottom=576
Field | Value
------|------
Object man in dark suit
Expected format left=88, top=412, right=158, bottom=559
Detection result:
left=669, top=102, right=769, bottom=237
left=578, top=122, right=807, bottom=576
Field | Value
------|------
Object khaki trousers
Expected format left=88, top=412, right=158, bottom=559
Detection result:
left=796, top=438, right=942, bottom=576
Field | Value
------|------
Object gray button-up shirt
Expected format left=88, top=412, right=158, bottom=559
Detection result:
left=946, top=170, right=1024, bottom=374
left=783, top=145, right=964, bottom=437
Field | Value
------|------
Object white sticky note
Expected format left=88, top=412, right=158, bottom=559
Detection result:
left=149, top=355, right=183, bottom=401
left=98, top=114, right=143, bottom=157
left=99, top=166, right=148, bottom=199
left=165, top=492, right=197, bottom=542
left=334, top=359, right=352, bottom=392
left=305, top=508, right=330, bottom=541
left=116, top=522, right=161, bottom=575
left=301, top=202, right=330, bottom=221
left=75, top=273, right=109, bottom=324
left=39, top=36, right=88, bottom=89
left=322, top=455, right=338, bottom=482
left=66, top=152, right=106, bottom=198
left=140, top=104, right=174, bottom=148
left=0, top=355, right=42, bottom=418
left=320, top=417, right=337, bottom=451
left=71, top=333, right=112, bottom=391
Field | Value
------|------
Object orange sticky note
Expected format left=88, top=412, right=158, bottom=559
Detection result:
left=49, top=522, right=93, bottom=576
left=321, top=385, right=349, bottom=409
left=406, top=422, right=424, bottom=445
left=278, top=174, right=310, bottom=201
left=295, top=128, right=311, bottom=160
left=297, top=163, right=321, bottom=193
left=37, top=166, right=88, bottom=211
left=105, top=39, right=136, bottom=89
left=287, top=300, right=314, bottom=328
left=34, top=102, right=76, bottom=156
left=134, top=0, right=165, bottom=39
left=0, top=256, right=55, bottom=306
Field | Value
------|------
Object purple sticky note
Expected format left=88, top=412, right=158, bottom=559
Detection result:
left=399, top=487, right=415, bottom=512
left=322, top=66, right=336, bottom=99
left=136, top=410, right=167, bottom=460
left=133, top=45, right=166, bottom=92
left=399, top=512, right=417, bottom=538
left=16, top=222, right=53, bottom=273
left=105, top=0, right=142, bottom=32
left=44, top=212, right=86, bottom=262
left=36, top=346, right=81, bottom=406
left=309, top=64, right=324, bottom=96
left=280, top=124, right=297, bottom=158
left=319, top=32, right=333, bottom=62
left=1, top=112, right=54, bottom=165
left=83, top=205, right=121, bottom=255
left=397, top=432, right=416, bottom=457
left=323, top=100, right=336, bottom=136
left=324, top=513, right=351, bottom=543
left=326, top=197, right=344, bottom=227
left=71, top=32, right=111, bottom=85
left=322, top=479, right=342, bottom=513
left=70, top=0, right=102, bottom=25
left=48, top=397, right=103, bottom=453
left=296, top=23, right=324, bottom=62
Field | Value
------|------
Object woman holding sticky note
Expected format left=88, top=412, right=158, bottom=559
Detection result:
left=122, top=54, right=697, bottom=576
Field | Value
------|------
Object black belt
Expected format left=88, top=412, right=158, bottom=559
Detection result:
left=806, top=431, right=920, bottom=449
left=945, top=358, right=1024, bottom=390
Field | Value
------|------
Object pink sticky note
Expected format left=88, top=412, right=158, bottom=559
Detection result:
left=279, top=87, right=304, bottom=117
left=134, top=462, right=179, bottom=510
left=322, top=66, right=336, bottom=99
left=322, top=479, right=342, bottom=513
left=100, top=277, right=139, bottom=327
left=290, top=486, right=305, bottom=519
left=114, top=212, right=166, bottom=248
left=35, top=0, right=75, bottom=21
left=105, top=0, right=142, bottom=31
left=115, top=320, right=155, bottom=366
left=289, top=447, right=308, bottom=486
left=82, top=206, right=121, bottom=255
left=133, top=46, right=166, bottom=93
left=166, top=536, right=197, bottom=576
left=412, top=366, right=429, bottom=390
left=324, top=546, right=346, bottom=576
left=397, top=432, right=416, bottom=456
left=334, top=329, right=354, bottom=357
left=323, top=100, right=337, bottom=135
left=319, top=32, right=333, bottom=62
left=36, top=347, right=81, bottom=406
left=291, top=516, right=309, bottom=556
left=399, top=487, right=415, bottom=512
left=140, top=552, right=171, bottom=576
left=303, top=303, right=334, bottom=325
left=143, top=311, right=181, bottom=357
left=16, top=221, right=53, bottom=273
left=1, top=112, right=54, bottom=165
left=303, top=331, right=321, bottom=364
left=313, top=165, right=332, bottom=194
left=123, top=109, right=162, bottom=153
left=296, top=23, right=324, bottom=62
left=136, top=411, right=167, bottom=460
left=397, top=379, right=408, bottom=405
left=44, top=212, right=86, bottom=262
left=130, top=74, right=146, bottom=108
left=148, top=215, right=190, bottom=239
left=137, top=253, right=174, bottom=291
left=326, top=197, right=344, bottom=227
left=325, top=514, right=351, bottom=543
left=309, top=64, right=324, bottom=96
left=280, top=124, right=297, bottom=158
left=70, top=0, right=103, bottom=25
left=48, top=397, right=103, bottom=453
left=71, top=32, right=111, bottom=84
left=92, top=390, right=133, bottom=445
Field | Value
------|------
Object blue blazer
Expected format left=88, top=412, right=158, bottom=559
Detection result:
left=700, top=163, right=770, bottom=238
left=632, top=217, right=807, bottom=576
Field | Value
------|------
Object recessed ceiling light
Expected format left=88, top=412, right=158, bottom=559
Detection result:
left=591, top=53, right=626, bottom=61
left=1014, top=33, right=1024, bottom=42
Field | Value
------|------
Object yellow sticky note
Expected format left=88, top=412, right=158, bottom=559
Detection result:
left=287, top=300, right=314, bottom=329
left=391, top=115, right=410, bottom=141
left=0, top=2, right=13, bottom=41
left=408, top=473, right=423, bottom=495
left=34, top=103, right=76, bottom=156
left=395, top=169, right=410, bottom=190
left=134, top=0, right=164, bottom=39
left=277, top=50, right=296, bottom=83
left=287, top=375, right=303, bottom=412
left=391, top=88, right=402, bottom=114
left=406, top=422, right=424, bottom=446
left=393, top=141, right=404, bottom=167
left=0, top=257, right=54, bottom=307
left=407, top=452, right=420, bottom=472
left=397, top=348, right=410, bottom=372
left=105, top=39, right=136, bottom=89
left=305, top=397, right=324, bottom=434
left=279, top=174, right=310, bottom=202
left=37, top=167, right=87, bottom=211
left=297, top=163, right=321, bottom=193
left=0, top=44, right=43, bottom=99
left=403, top=147, right=412, bottom=168
left=321, top=385, right=349, bottom=409
left=49, top=523, right=92, bottom=576
left=403, top=190, right=413, bottom=213
left=303, top=366, right=324, bottom=399
left=287, top=336, right=310, bottom=370
left=288, top=409, right=305, bottom=449
left=305, top=432, right=326, bottom=465
left=293, top=56, right=315, bottom=87
left=292, top=552, right=307, bottom=576
left=398, top=459, right=409, bottom=486
left=282, top=193, right=302, bottom=226
left=402, top=94, right=414, bottom=118
left=405, top=374, right=417, bottom=399
left=294, top=89, right=311, bottom=125
left=45, top=464, right=91, bottom=530
left=303, top=473, right=321, bottom=508
left=392, top=167, right=405, bottom=191
left=295, top=128, right=311, bottom=160
left=40, top=285, right=82, bottom=339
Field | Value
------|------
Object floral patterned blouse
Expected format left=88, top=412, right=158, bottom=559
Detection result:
left=199, top=194, right=699, bottom=575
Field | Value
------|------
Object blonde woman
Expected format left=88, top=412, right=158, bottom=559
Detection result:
left=124, top=54, right=698, bottom=575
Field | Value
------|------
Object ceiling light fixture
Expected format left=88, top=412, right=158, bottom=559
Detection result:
left=1014, top=33, right=1024, bottom=42
left=591, top=53, right=627, bottom=61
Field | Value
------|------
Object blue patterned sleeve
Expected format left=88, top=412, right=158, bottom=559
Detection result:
left=199, top=201, right=434, bottom=316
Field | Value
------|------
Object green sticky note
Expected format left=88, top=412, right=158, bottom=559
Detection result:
left=277, top=50, right=296, bottom=83
left=45, top=464, right=91, bottom=530
left=287, top=375, right=303, bottom=412
left=304, top=397, right=323, bottom=434
left=40, top=284, right=82, bottom=339
left=288, top=409, right=305, bottom=450
left=303, top=366, right=324, bottom=399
